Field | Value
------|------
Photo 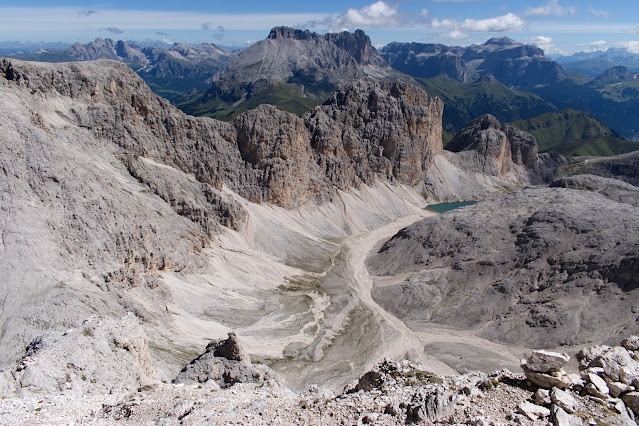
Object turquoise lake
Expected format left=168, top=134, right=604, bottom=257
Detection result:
left=424, top=201, right=476, bottom=214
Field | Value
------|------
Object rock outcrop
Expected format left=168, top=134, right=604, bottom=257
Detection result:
left=521, top=351, right=578, bottom=390
left=558, top=151, right=639, bottom=187
left=445, top=114, right=539, bottom=175
left=368, top=185, right=639, bottom=348
left=0, top=314, right=157, bottom=398
left=173, top=332, right=277, bottom=388
left=550, top=174, right=639, bottom=207
left=304, top=79, right=444, bottom=189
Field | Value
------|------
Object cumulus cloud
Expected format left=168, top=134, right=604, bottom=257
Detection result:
left=102, top=27, right=124, bottom=34
left=433, top=13, right=526, bottom=33
left=524, top=0, right=576, bottom=17
left=328, top=1, right=400, bottom=29
left=419, top=9, right=430, bottom=18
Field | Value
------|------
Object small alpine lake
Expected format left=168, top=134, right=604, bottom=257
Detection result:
left=424, top=201, right=476, bottom=214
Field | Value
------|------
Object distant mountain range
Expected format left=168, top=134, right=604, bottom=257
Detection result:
left=381, top=37, right=567, bottom=89
left=531, top=66, right=639, bottom=141
left=555, top=48, right=639, bottom=78
left=7, top=38, right=237, bottom=100
left=5, top=30, right=639, bottom=146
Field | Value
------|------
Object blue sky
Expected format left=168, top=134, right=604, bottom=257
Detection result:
left=1, top=0, right=638, bottom=54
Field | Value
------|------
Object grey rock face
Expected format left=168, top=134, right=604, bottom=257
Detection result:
left=304, top=79, right=444, bottom=189
left=551, top=175, right=639, bottom=207
left=233, top=104, right=334, bottom=207
left=368, top=186, right=639, bottom=348
left=208, top=26, right=393, bottom=103
left=522, top=350, right=570, bottom=374
left=445, top=114, right=539, bottom=176
left=173, top=332, right=277, bottom=388
left=406, top=387, right=460, bottom=423
left=0, top=314, right=157, bottom=396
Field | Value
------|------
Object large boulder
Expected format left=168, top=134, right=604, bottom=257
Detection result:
left=173, top=332, right=277, bottom=388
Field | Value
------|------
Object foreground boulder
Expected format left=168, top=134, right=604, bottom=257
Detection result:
left=173, top=332, right=277, bottom=388
left=521, top=350, right=577, bottom=390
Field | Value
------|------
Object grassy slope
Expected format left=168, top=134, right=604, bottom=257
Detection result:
left=531, top=74, right=639, bottom=141
left=509, top=110, right=618, bottom=151
left=552, top=136, right=639, bottom=157
left=509, top=109, right=639, bottom=157
left=174, top=82, right=325, bottom=121
left=416, top=75, right=557, bottom=132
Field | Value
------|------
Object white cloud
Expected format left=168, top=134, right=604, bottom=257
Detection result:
left=462, top=13, right=526, bottom=32
left=588, top=8, right=609, bottom=19
left=431, top=13, right=526, bottom=34
left=445, top=30, right=468, bottom=40
left=329, top=1, right=400, bottom=30
left=431, top=13, right=526, bottom=33
left=590, top=40, right=607, bottom=47
left=614, top=41, right=639, bottom=54
left=419, top=9, right=430, bottom=18
left=529, top=35, right=560, bottom=53
left=524, top=0, right=576, bottom=17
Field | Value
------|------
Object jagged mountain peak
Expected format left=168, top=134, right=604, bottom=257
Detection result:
left=267, top=26, right=314, bottom=41
left=196, top=27, right=394, bottom=116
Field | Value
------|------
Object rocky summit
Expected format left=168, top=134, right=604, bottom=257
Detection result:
left=0, top=55, right=638, bottom=425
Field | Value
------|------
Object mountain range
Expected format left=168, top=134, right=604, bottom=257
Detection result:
left=555, top=48, right=639, bottom=78
left=8, top=38, right=236, bottom=100
left=5, top=29, right=639, bottom=145
left=1, top=24, right=639, bottom=423
left=381, top=37, right=568, bottom=89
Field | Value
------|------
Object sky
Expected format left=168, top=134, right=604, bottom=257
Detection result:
left=1, top=0, right=638, bottom=55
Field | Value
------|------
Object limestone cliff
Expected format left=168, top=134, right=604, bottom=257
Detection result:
left=304, top=79, right=444, bottom=189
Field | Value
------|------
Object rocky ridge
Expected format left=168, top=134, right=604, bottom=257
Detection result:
left=3, top=330, right=639, bottom=425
